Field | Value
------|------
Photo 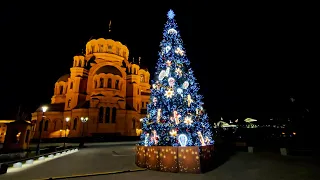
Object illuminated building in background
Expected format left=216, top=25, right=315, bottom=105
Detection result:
left=31, top=37, right=151, bottom=139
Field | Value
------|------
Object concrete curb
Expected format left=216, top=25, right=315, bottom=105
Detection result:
left=0, top=148, right=79, bottom=175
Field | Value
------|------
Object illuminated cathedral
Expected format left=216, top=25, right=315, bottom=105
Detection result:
left=31, top=31, right=150, bottom=138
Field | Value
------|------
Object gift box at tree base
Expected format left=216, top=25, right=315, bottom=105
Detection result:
left=136, top=10, right=215, bottom=174
left=135, top=145, right=214, bottom=173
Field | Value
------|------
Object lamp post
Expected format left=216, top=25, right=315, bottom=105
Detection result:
left=79, top=116, right=88, bottom=148
left=36, top=106, right=48, bottom=155
left=63, top=117, right=70, bottom=149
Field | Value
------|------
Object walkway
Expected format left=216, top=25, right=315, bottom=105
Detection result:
left=1, top=143, right=319, bottom=180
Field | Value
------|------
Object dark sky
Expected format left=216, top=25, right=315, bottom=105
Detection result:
left=0, top=2, right=317, bottom=121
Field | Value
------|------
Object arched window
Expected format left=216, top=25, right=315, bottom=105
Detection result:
left=44, top=120, right=49, bottom=131
left=100, top=78, right=104, bottom=88
left=59, top=86, right=63, bottom=94
left=73, top=118, right=78, bottom=130
left=140, top=74, right=145, bottom=82
left=107, top=78, right=112, bottom=88
left=98, top=107, right=104, bottom=123
left=94, top=80, right=97, bottom=88
left=115, top=80, right=119, bottom=89
left=39, top=120, right=44, bottom=132
left=105, top=107, right=110, bottom=123
left=137, top=89, right=139, bottom=95
left=108, top=45, right=112, bottom=52
left=68, top=99, right=71, bottom=108
left=79, top=60, right=82, bottom=67
left=111, top=107, right=117, bottom=123
left=70, top=82, right=73, bottom=89
left=133, top=68, right=136, bottom=75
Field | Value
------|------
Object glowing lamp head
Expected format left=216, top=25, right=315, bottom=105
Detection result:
left=178, top=134, right=188, bottom=147
left=80, top=117, right=89, bottom=123
left=65, top=117, right=70, bottom=122
left=42, top=106, right=48, bottom=112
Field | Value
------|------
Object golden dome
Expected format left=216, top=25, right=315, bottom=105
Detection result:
left=85, top=38, right=129, bottom=59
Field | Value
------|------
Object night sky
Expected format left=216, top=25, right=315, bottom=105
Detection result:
left=1, top=2, right=317, bottom=122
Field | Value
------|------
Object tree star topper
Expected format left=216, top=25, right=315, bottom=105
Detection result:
left=167, top=9, right=175, bottom=19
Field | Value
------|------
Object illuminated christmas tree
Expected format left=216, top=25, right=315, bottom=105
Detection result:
left=140, top=10, right=214, bottom=147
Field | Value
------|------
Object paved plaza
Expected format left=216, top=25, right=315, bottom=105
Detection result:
left=1, top=143, right=319, bottom=180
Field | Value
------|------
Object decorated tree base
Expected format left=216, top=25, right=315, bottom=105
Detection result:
left=135, top=145, right=214, bottom=173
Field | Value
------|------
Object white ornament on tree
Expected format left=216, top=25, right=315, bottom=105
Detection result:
left=164, top=89, right=174, bottom=98
left=159, top=70, right=166, bottom=81
left=184, top=116, right=193, bottom=125
left=178, top=134, right=188, bottom=147
left=152, top=84, right=157, bottom=89
left=172, top=110, right=181, bottom=124
left=165, top=67, right=170, bottom=77
left=167, top=28, right=177, bottom=34
left=182, top=81, right=189, bottom=89
left=175, top=47, right=185, bottom=56
left=177, top=88, right=183, bottom=96
left=197, top=131, right=206, bottom=146
left=151, top=130, right=159, bottom=145
left=166, top=60, right=172, bottom=66
left=175, top=68, right=182, bottom=76
left=165, top=46, right=171, bottom=53
left=152, top=97, right=157, bottom=105
left=168, top=77, right=175, bottom=87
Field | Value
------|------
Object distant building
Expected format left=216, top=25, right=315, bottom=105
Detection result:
left=31, top=38, right=151, bottom=139
left=0, top=120, right=15, bottom=143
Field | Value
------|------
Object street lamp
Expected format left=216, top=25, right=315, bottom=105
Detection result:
left=79, top=116, right=89, bottom=148
left=63, top=117, right=70, bottom=149
left=80, top=117, right=89, bottom=136
left=36, top=106, right=48, bottom=155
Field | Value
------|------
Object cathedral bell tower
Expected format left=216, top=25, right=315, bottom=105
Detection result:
left=126, top=61, right=141, bottom=112
left=65, top=55, right=89, bottom=110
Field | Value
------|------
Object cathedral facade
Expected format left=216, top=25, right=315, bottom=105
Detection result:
left=31, top=38, right=151, bottom=139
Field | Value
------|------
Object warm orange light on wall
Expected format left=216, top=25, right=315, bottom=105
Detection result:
left=49, top=129, right=70, bottom=138
left=136, top=129, right=143, bottom=136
